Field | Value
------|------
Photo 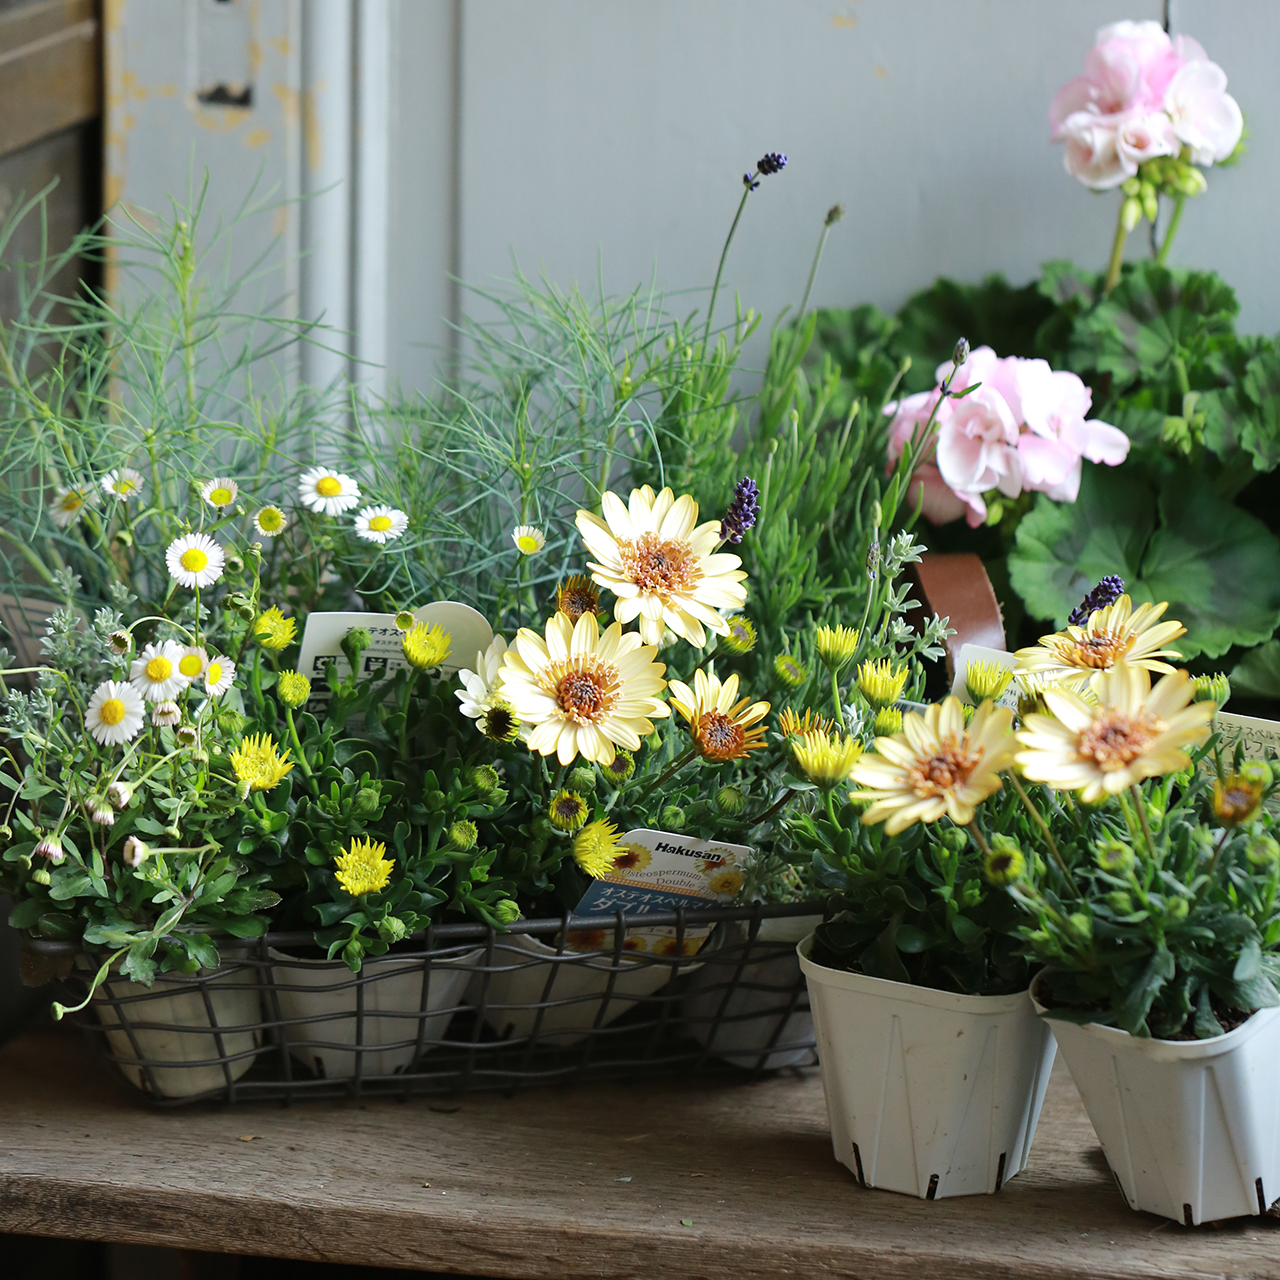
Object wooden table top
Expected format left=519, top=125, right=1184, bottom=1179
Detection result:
left=0, top=1026, right=1277, bottom=1279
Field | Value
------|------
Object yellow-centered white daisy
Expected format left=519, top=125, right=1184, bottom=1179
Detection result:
left=353, top=504, right=409, bottom=544
left=177, top=646, right=209, bottom=682
left=575, top=485, right=748, bottom=647
left=50, top=485, right=92, bottom=528
left=253, top=506, right=287, bottom=538
left=497, top=611, right=669, bottom=766
left=85, top=680, right=146, bottom=746
left=165, top=533, right=226, bottom=589
left=102, top=468, right=144, bottom=502
left=204, top=655, right=235, bottom=696
left=1016, top=663, right=1213, bottom=802
left=512, top=525, right=546, bottom=555
left=456, top=635, right=509, bottom=720
left=129, top=640, right=190, bottom=703
left=299, top=466, right=361, bottom=516
left=201, top=477, right=239, bottom=510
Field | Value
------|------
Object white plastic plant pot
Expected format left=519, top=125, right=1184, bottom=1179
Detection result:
left=681, top=914, right=822, bottom=1070
left=1032, top=974, right=1280, bottom=1225
left=477, top=930, right=704, bottom=1047
left=268, top=945, right=483, bottom=1079
left=87, top=957, right=262, bottom=1099
left=799, top=935, right=1057, bottom=1199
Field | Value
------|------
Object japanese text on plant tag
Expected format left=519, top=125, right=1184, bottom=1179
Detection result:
left=568, top=828, right=753, bottom=956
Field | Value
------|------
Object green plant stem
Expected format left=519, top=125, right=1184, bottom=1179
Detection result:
left=795, top=221, right=833, bottom=323
left=829, top=667, right=846, bottom=729
left=702, top=187, right=751, bottom=351
left=749, top=787, right=797, bottom=830
left=283, top=706, right=314, bottom=783
left=1156, top=193, right=1186, bottom=266
left=640, top=746, right=698, bottom=802
left=1103, top=200, right=1130, bottom=295
left=1009, top=772, right=1078, bottom=896
left=824, top=789, right=840, bottom=827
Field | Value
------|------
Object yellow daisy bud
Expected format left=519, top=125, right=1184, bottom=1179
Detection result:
left=334, top=836, right=394, bottom=896
left=856, top=658, right=908, bottom=710
left=402, top=621, right=451, bottom=671
left=965, top=659, right=1013, bottom=704
left=815, top=625, right=859, bottom=673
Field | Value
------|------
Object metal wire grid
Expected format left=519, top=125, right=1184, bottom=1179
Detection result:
left=29, top=902, right=822, bottom=1105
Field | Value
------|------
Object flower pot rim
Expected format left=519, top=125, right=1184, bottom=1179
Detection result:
left=797, top=933, right=1032, bottom=1014
left=1029, top=968, right=1280, bottom=1057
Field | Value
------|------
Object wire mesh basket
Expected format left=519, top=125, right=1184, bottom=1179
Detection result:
left=27, top=902, right=823, bottom=1105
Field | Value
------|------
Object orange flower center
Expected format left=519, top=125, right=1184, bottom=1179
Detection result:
left=909, top=739, right=982, bottom=796
left=556, top=576, right=600, bottom=622
left=1058, top=630, right=1130, bottom=670
left=552, top=661, right=618, bottom=725
left=694, top=710, right=746, bottom=761
left=618, top=532, right=701, bottom=600
left=1078, top=710, right=1155, bottom=771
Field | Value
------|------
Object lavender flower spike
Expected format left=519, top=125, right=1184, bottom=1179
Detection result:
left=720, top=477, right=760, bottom=545
left=1068, top=574, right=1125, bottom=627
left=757, top=152, right=788, bottom=175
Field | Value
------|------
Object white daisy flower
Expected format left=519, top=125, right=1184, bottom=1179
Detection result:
left=50, top=485, right=92, bottom=528
left=165, top=533, right=226, bottom=589
left=253, top=505, right=288, bottom=538
left=455, top=636, right=509, bottom=720
left=151, top=700, right=182, bottom=728
left=511, top=525, right=546, bottom=555
left=86, top=680, right=146, bottom=746
left=204, top=655, right=235, bottom=696
left=122, top=836, right=150, bottom=868
left=130, top=640, right=190, bottom=703
left=102, top=468, right=144, bottom=502
left=353, top=504, right=409, bottom=544
left=201, top=477, right=239, bottom=510
left=299, top=466, right=361, bottom=516
left=177, top=646, right=209, bottom=682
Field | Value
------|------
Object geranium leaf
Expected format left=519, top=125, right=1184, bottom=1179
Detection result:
left=1232, top=639, right=1280, bottom=698
left=1009, top=465, right=1280, bottom=659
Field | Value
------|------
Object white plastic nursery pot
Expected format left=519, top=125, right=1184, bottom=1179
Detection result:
left=681, top=914, right=821, bottom=1070
left=1032, top=973, right=1280, bottom=1224
left=87, top=958, right=262, bottom=1099
left=799, top=935, right=1057, bottom=1199
left=478, top=930, right=701, bottom=1046
left=268, top=946, right=482, bottom=1079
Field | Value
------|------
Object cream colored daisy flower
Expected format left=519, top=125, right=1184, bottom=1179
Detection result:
left=165, top=533, right=226, bottom=589
left=497, top=611, right=669, bottom=766
left=1015, top=595, right=1185, bottom=692
left=455, top=636, right=509, bottom=720
left=177, top=646, right=209, bottom=683
left=129, top=640, right=190, bottom=703
left=298, top=466, right=361, bottom=516
left=667, top=667, right=769, bottom=762
left=204, top=655, right=235, bottom=697
left=575, top=485, right=748, bottom=647
left=354, top=504, right=409, bottom=544
left=1016, top=663, right=1213, bottom=802
left=86, top=680, right=146, bottom=746
left=511, top=524, right=546, bottom=555
left=253, top=506, right=287, bottom=538
left=102, top=468, right=144, bottom=502
left=50, top=485, right=92, bottom=528
left=850, top=697, right=1017, bottom=835
left=201, top=477, right=239, bottom=510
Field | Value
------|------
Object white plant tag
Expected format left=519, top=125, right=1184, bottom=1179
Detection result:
left=568, top=828, right=753, bottom=956
left=1214, top=712, right=1280, bottom=762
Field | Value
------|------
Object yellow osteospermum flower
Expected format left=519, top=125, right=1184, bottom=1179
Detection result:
left=229, top=733, right=294, bottom=794
left=574, top=484, right=748, bottom=647
left=1016, top=664, right=1213, bottom=802
left=573, top=819, right=623, bottom=878
left=856, top=658, right=908, bottom=709
left=254, top=607, right=297, bottom=651
left=778, top=707, right=833, bottom=739
left=1014, top=594, right=1185, bottom=692
left=792, top=730, right=865, bottom=789
left=667, top=667, right=769, bottom=762
left=334, top=836, right=394, bottom=897
left=850, top=697, right=1017, bottom=835
left=402, top=621, right=451, bottom=671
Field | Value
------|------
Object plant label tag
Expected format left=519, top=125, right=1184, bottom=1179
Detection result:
left=951, top=643, right=1020, bottom=711
left=295, top=603, right=492, bottom=713
left=1214, top=712, right=1280, bottom=761
left=568, top=828, right=753, bottom=956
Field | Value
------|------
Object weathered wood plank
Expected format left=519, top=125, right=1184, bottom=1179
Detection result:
left=0, top=1027, right=1277, bottom=1278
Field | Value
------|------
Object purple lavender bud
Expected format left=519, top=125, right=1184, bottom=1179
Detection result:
left=720, top=476, right=760, bottom=545
left=1068, top=575, right=1126, bottom=627
left=756, top=152, right=788, bottom=176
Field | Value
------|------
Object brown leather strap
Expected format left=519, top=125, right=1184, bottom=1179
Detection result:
left=910, top=553, right=1006, bottom=681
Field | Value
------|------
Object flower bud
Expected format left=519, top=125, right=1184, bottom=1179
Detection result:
left=32, top=868, right=51, bottom=886
left=423, top=789, right=447, bottom=813
left=658, top=805, right=686, bottom=830
left=600, top=751, right=635, bottom=787
left=277, top=670, right=312, bottom=709
left=394, top=610, right=415, bottom=632
left=1240, top=760, right=1274, bottom=790
left=494, top=898, right=521, bottom=926
left=952, top=337, right=970, bottom=368
left=85, top=795, right=115, bottom=827
left=108, top=629, right=132, bottom=656
left=469, top=764, right=500, bottom=794
left=447, top=820, right=478, bottom=852
left=34, top=837, right=64, bottom=865
left=568, top=766, right=597, bottom=794
left=106, top=781, right=132, bottom=810
left=982, top=834, right=1025, bottom=886
left=122, top=836, right=150, bottom=868
left=377, top=916, right=409, bottom=944
left=1247, top=834, right=1280, bottom=867
left=1105, top=890, right=1134, bottom=915
left=1121, top=197, right=1142, bottom=233
left=1166, top=896, right=1189, bottom=922
left=1094, top=836, right=1134, bottom=875
left=0, top=823, right=11, bottom=847
left=341, top=627, right=372, bottom=674
left=1066, top=912, right=1093, bottom=943
left=352, top=786, right=381, bottom=817
left=1193, top=673, right=1230, bottom=707
left=824, top=203, right=845, bottom=226
left=939, top=827, right=969, bottom=854
left=716, top=784, right=748, bottom=816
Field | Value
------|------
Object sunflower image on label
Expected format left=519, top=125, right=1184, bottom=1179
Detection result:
left=568, top=828, right=753, bottom=956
